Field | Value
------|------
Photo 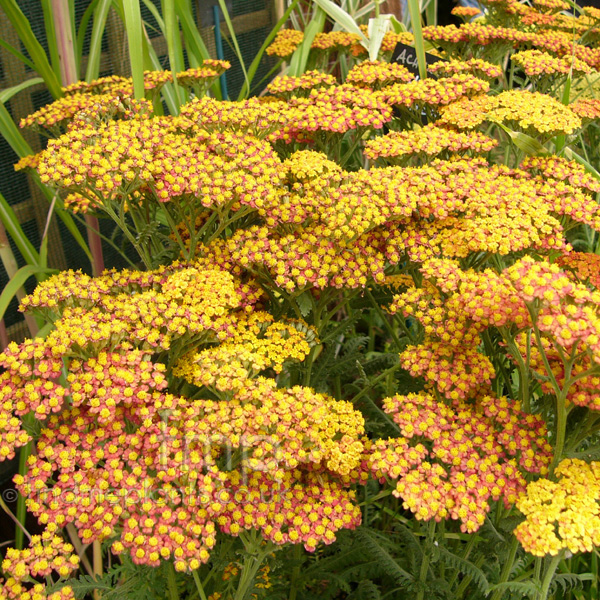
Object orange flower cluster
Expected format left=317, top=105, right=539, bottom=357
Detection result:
left=511, top=49, right=592, bottom=78
left=373, top=391, right=551, bottom=532
left=0, top=525, right=78, bottom=600
left=365, top=124, right=497, bottom=163
left=345, top=60, right=414, bottom=88
left=3, top=260, right=367, bottom=570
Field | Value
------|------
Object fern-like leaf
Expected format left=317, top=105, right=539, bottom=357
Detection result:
left=356, top=528, right=413, bottom=586
left=437, top=545, right=489, bottom=594
left=487, top=580, right=540, bottom=598
left=349, top=579, right=382, bottom=600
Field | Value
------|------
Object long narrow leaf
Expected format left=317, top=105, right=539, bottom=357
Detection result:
left=237, top=0, right=301, bottom=100
left=0, top=103, right=33, bottom=158
left=217, top=0, right=250, bottom=93
left=175, top=0, right=211, bottom=68
left=289, top=5, right=326, bottom=76
left=41, top=0, right=61, bottom=80
left=0, top=78, right=43, bottom=104
left=121, top=0, right=145, bottom=98
left=0, top=37, right=37, bottom=72
left=313, top=0, right=368, bottom=44
left=367, top=15, right=390, bottom=60
left=76, top=0, right=100, bottom=64
left=162, top=0, right=187, bottom=110
left=85, top=0, right=112, bottom=82
left=0, top=0, right=63, bottom=98
left=0, top=265, right=57, bottom=322
left=407, top=0, right=427, bottom=79
left=0, top=192, right=40, bottom=268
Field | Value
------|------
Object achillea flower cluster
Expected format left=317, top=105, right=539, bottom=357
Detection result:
left=441, top=90, right=582, bottom=136
left=365, top=124, right=497, bottom=163
left=427, top=58, right=504, bottom=80
left=266, top=71, right=337, bottom=97
left=173, top=312, right=313, bottom=392
left=35, top=118, right=283, bottom=214
left=379, top=74, right=490, bottom=114
left=3, top=260, right=366, bottom=570
left=0, top=525, right=78, bottom=599
left=265, top=29, right=304, bottom=58
left=345, top=60, right=414, bottom=89
left=556, top=252, right=600, bottom=288
left=511, top=49, right=592, bottom=78
left=516, top=459, right=600, bottom=556
left=373, top=391, right=551, bottom=532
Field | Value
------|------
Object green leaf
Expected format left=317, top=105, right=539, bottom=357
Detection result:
left=496, top=123, right=548, bottom=155
left=217, top=0, right=249, bottom=94
left=562, top=147, right=600, bottom=182
left=0, top=265, right=57, bottom=322
left=85, top=0, right=113, bottom=82
left=0, top=78, right=43, bottom=104
left=0, top=102, right=33, bottom=157
left=437, top=545, right=489, bottom=594
left=77, top=0, right=100, bottom=66
left=0, top=0, right=63, bottom=98
left=313, top=0, right=368, bottom=43
left=289, top=5, right=327, bottom=76
left=120, top=0, right=145, bottom=99
left=0, top=192, right=40, bottom=268
left=175, top=0, right=212, bottom=68
left=367, top=15, right=390, bottom=60
left=237, top=0, right=301, bottom=100
left=41, top=0, right=62, bottom=80
left=407, top=0, right=427, bottom=79
left=162, top=0, right=187, bottom=111
left=0, top=37, right=37, bottom=72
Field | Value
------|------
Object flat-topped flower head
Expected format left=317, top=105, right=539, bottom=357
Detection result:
left=266, top=29, right=304, bottom=58
left=365, top=124, right=497, bottom=164
left=376, top=391, right=551, bottom=532
left=516, top=459, right=600, bottom=556
left=511, top=49, right=592, bottom=79
left=427, top=58, right=504, bottom=80
left=266, top=71, right=338, bottom=98
left=345, top=60, right=414, bottom=89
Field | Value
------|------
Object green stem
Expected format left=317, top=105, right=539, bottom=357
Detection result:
left=288, top=544, right=303, bottom=600
left=538, top=553, right=564, bottom=600
left=489, top=536, right=519, bottom=600
left=192, top=570, right=208, bottom=600
left=15, top=441, right=32, bottom=550
left=365, top=288, right=404, bottom=351
left=167, top=562, right=180, bottom=600
left=416, top=520, right=436, bottom=600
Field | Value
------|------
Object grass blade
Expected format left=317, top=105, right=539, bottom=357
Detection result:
left=0, top=192, right=40, bottom=268
left=368, top=15, right=389, bottom=60
left=120, top=0, right=145, bottom=98
left=0, top=265, right=57, bottom=323
left=0, top=78, right=43, bottom=104
left=217, top=0, right=249, bottom=93
left=240, top=0, right=300, bottom=94
left=76, top=0, right=100, bottom=65
left=41, top=0, right=62, bottom=80
left=313, top=0, right=368, bottom=43
left=289, top=5, right=327, bottom=76
left=407, top=0, right=427, bottom=79
left=85, top=0, right=112, bottom=82
left=0, top=0, right=63, bottom=98
left=0, top=38, right=37, bottom=72
left=162, top=0, right=187, bottom=110
left=175, top=0, right=211, bottom=67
